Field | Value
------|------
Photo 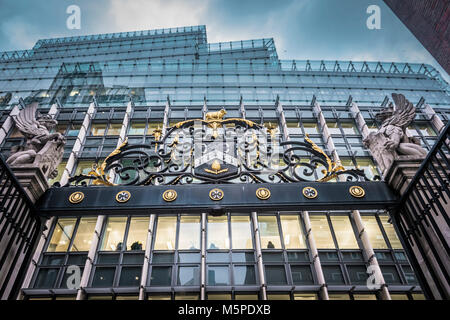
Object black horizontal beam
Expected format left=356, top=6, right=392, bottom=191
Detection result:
left=36, top=181, right=398, bottom=216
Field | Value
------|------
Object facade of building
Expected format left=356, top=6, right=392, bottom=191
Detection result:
left=0, top=25, right=449, bottom=301
left=383, top=0, right=450, bottom=75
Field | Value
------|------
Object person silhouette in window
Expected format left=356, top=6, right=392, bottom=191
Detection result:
left=267, top=241, right=275, bottom=249
left=209, top=243, right=218, bottom=249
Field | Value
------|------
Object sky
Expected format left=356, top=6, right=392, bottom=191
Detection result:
left=0, top=0, right=448, bottom=82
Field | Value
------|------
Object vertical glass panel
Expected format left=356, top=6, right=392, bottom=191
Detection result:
left=47, top=218, right=77, bottom=252
left=208, top=294, right=231, bottom=300
left=107, top=123, right=122, bottom=136
left=322, top=266, right=345, bottom=284
left=347, top=265, right=368, bottom=284
left=128, top=122, right=146, bottom=135
left=207, top=266, right=230, bottom=285
left=178, top=216, right=200, bottom=250
left=391, top=294, right=409, bottom=300
left=258, top=215, right=281, bottom=249
left=126, top=216, right=150, bottom=251
left=329, top=216, right=359, bottom=249
left=265, top=266, right=287, bottom=285
left=379, top=216, right=403, bottom=249
left=234, top=266, right=256, bottom=285
left=328, top=293, right=350, bottom=300
left=231, top=216, right=253, bottom=249
left=118, top=267, right=142, bottom=286
left=92, top=267, right=115, bottom=287
left=178, top=266, right=200, bottom=285
left=90, top=123, right=107, bottom=136
left=175, top=293, right=199, bottom=300
left=411, top=293, right=426, bottom=300
left=361, top=216, right=388, bottom=249
left=235, top=294, right=258, bottom=300
left=207, top=215, right=229, bottom=250
left=291, top=266, right=314, bottom=284
left=70, top=217, right=97, bottom=252
left=34, top=268, right=59, bottom=288
left=48, top=161, right=67, bottom=185
left=100, top=217, right=127, bottom=251
left=380, top=266, right=402, bottom=284
left=309, top=215, right=335, bottom=249
left=267, top=294, right=290, bottom=300
left=280, top=215, right=306, bottom=249
left=150, top=267, right=172, bottom=286
left=154, top=216, right=177, bottom=250
left=148, top=294, right=171, bottom=300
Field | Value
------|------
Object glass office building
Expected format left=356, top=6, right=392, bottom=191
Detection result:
left=0, top=25, right=448, bottom=300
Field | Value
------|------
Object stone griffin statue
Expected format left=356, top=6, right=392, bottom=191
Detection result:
left=363, top=93, right=427, bottom=173
left=6, top=102, right=66, bottom=179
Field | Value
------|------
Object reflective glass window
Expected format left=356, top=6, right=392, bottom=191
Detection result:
left=126, top=217, right=149, bottom=250
left=361, top=216, right=388, bottom=249
left=231, top=216, right=253, bottom=249
left=309, top=215, right=335, bottom=249
left=258, top=215, right=281, bottom=249
left=178, top=216, right=200, bottom=250
left=379, top=216, right=403, bottom=249
left=90, top=123, right=107, bottom=136
left=233, top=266, right=256, bottom=285
left=107, top=123, right=122, bottom=136
left=100, top=217, right=127, bottom=251
left=329, top=216, right=359, bottom=249
left=47, top=218, right=77, bottom=252
left=178, top=266, right=200, bottom=285
left=280, top=215, right=306, bottom=249
left=70, top=217, right=97, bottom=252
left=154, top=216, right=177, bottom=250
left=207, top=216, right=229, bottom=249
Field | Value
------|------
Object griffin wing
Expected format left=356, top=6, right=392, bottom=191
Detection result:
left=387, top=93, right=416, bottom=128
left=14, top=102, right=49, bottom=138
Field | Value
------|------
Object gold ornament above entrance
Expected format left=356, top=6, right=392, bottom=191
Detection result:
left=116, top=190, right=131, bottom=203
left=69, top=191, right=84, bottom=204
left=349, top=186, right=365, bottom=198
left=209, top=188, right=224, bottom=201
left=204, top=160, right=229, bottom=175
left=302, top=186, right=318, bottom=199
left=162, top=189, right=177, bottom=202
left=256, top=187, right=271, bottom=200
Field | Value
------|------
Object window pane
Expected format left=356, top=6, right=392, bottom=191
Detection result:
left=265, top=266, right=287, bottom=285
left=280, top=215, right=306, bottom=249
left=207, top=215, right=229, bottom=249
left=207, top=266, right=230, bottom=285
left=379, top=216, right=403, bottom=249
left=361, top=216, right=388, bottom=249
left=347, top=265, right=368, bottom=284
left=231, top=216, right=253, bottom=249
left=391, top=294, right=409, bottom=300
left=258, top=215, right=281, bottom=249
left=294, top=293, right=317, bottom=300
left=178, top=266, right=200, bottom=285
left=126, top=217, right=149, bottom=250
left=329, top=293, right=350, bottom=300
left=267, top=294, right=290, bottom=300
left=341, top=122, right=358, bottom=135
left=322, top=266, right=345, bottom=284
left=291, top=266, right=314, bottom=284
left=47, top=218, right=77, bottom=252
left=92, top=267, right=115, bottom=287
left=353, top=294, right=377, bottom=300
left=34, top=268, right=59, bottom=288
left=107, top=123, right=122, bottom=136
left=380, top=266, right=402, bottom=284
left=148, top=294, right=171, bottom=300
left=119, top=267, right=142, bottom=286
left=150, top=267, right=172, bottom=286
left=154, top=216, right=177, bottom=250
left=178, top=216, right=200, bottom=250
left=234, top=266, right=256, bottom=285
left=90, top=123, right=107, bottom=136
left=235, top=294, right=259, bottom=300
left=100, top=217, right=127, bottom=251
left=128, top=122, right=146, bottom=135
left=309, top=215, right=335, bottom=249
left=330, top=216, right=359, bottom=249
left=303, top=122, right=318, bottom=135
left=208, top=294, right=232, bottom=300
left=71, top=217, right=97, bottom=252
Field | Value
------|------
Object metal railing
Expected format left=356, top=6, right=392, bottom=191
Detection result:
left=0, top=156, right=42, bottom=300
left=391, top=121, right=450, bottom=299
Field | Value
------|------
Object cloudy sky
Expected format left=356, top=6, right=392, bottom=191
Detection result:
left=1, top=0, right=448, bottom=81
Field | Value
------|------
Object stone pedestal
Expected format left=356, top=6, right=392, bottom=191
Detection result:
left=384, top=156, right=423, bottom=195
left=11, top=166, right=49, bottom=203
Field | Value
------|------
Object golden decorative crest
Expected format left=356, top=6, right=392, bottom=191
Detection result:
left=209, top=188, right=224, bottom=201
left=116, top=190, right=131, bottom=203
left=302, top=186, right=318, bottom=199
left=162, top=189, right=177, bottom=202
left=256, top=187, right=271, bottom=200
left=204, top=160, right=229, bottom=175
left=69, top=191, right=84, bottom=204
left=349, top=186, right=365, bottom=198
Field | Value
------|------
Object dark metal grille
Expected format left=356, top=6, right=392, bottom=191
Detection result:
left=0, top=156, right=42, bottom=300
left=391, top=121, right=450, bottom=299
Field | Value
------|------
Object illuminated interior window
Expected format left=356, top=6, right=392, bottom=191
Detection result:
left=178, top=216, right=200, bottom=250
left=326, top=122, right=341, bottom=135
left=353, top=294, right=377, bottom=300
left=280, top=215, right=307, bottom=249
left=258, top=215, right=282, bottom=249
left=48, top=161, right=67, bottom=185
left=147, top=122, right=163, bottom=136
left=47, top=218, right=77, bottom=252
left=391, top=294, right=409, bottom=300
left=128, top=122, right=146, bottom=135
left=340, top=122, right=359, bottom=135
left=379, top=215, right=403, bottom=249
left=100, top=217, right=127, bottom=251
left=356, top=158, right=378, bottom=180
left=231, top=215, right=253, bottom=249
left=416, top=124, right=436, bottom=136
left=107, top=123, right=122, bottom=136
left=126, top=216, right=150, bottom=250
left=328, top=293, right=350, bottom=300
left=293, top=293, right=318, bottom=300
left=329, top=216, right=359, bottom=249
left=207, top=215, right=229, bottom=249
left=70, top=217, right=97, bottom=252
left=309, top=215, right=335, bottom=249
left=90, top=123, right=107, bottom=136
left=154, top=216, right=177, bottom=250
left=361, top=216, right=388, bottom=249
left=74, top=160, right=94, bottom=176
left=55, top=124, right=68, bottom=134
